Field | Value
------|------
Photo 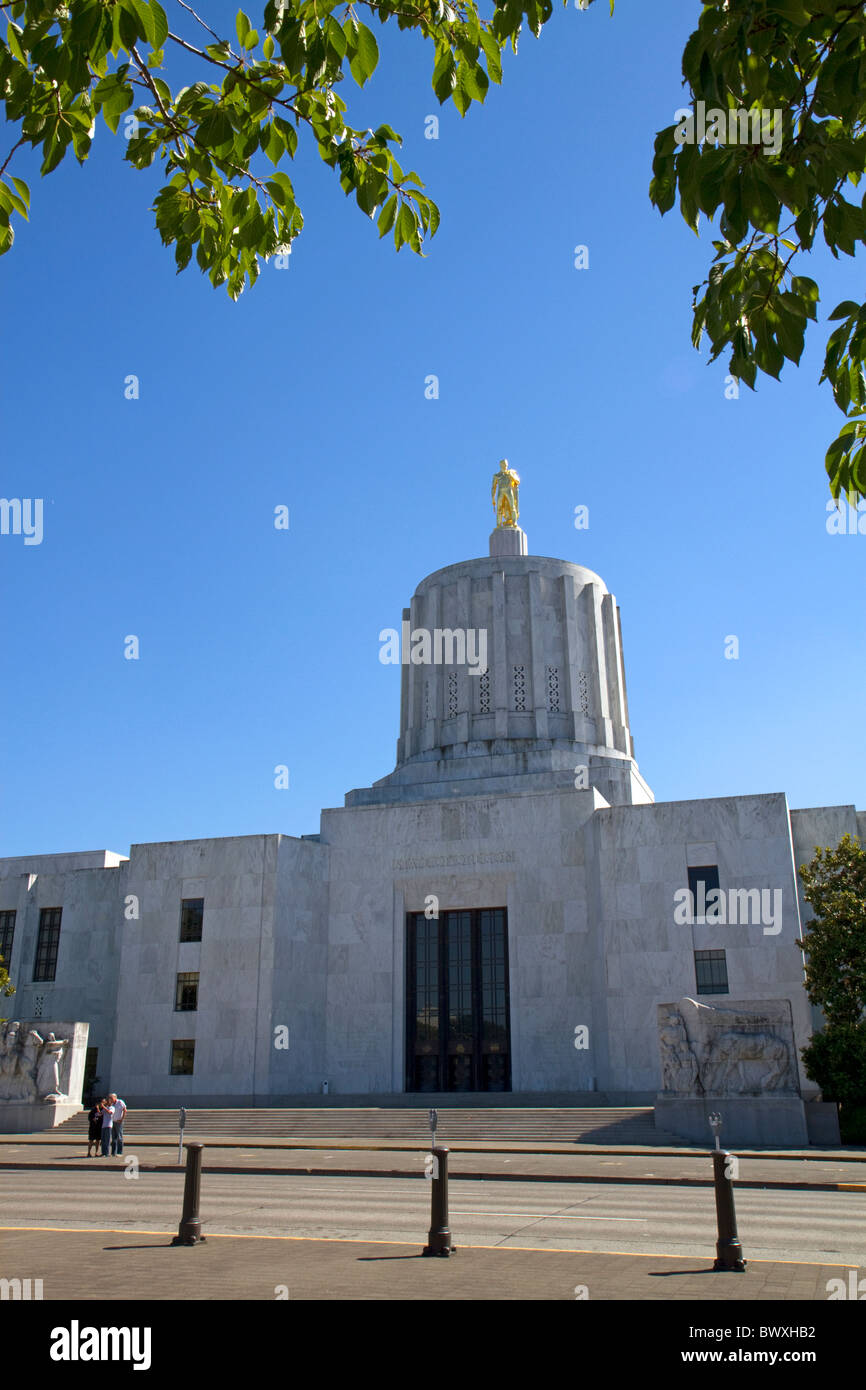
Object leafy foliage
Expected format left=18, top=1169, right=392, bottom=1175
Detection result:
left=650, top=1, right=866, bottom=502
left=800, top=1019, right=866, bottom=1106
left=797, top=833, right=866, bottom=1026
left=0, top=0, right=596, bottom=297
left=0, top=950, right=14, bottom=1025
left=796, top=833, right=866, bottom=1106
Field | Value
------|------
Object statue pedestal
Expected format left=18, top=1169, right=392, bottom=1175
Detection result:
left=0, top=1100, right=83, bottom=1133
left=655, top=1095, right=809, bottom=1147
left=489, top=526, right=527, bottom=558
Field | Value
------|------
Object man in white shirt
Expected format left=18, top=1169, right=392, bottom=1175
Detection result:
left=100, top=1099, right=115, bottom=1157
left=109, top=1093, right=128, bottom=1155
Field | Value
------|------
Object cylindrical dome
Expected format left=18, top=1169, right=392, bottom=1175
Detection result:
left=346, top=547, right=653, bottom=809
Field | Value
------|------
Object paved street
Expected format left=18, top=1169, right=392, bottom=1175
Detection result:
left=2, top=1140, right=864, bottom=1188
left=2, top=1167, right=863, bottom=1266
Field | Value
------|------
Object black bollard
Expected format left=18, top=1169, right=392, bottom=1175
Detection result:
left=422, top=1145, right=456, bottom=1257
left=712, top=1150, right=745, bottom=1271
left=171, top=1141, right=206, bottom=1246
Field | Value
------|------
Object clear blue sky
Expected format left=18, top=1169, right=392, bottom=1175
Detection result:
left=1, top=0, right=863, bottom=857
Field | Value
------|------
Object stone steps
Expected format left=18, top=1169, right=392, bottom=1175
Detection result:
left=60, top=1106, right=683, bottom=1145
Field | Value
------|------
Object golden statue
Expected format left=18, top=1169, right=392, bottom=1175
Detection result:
left=491, top=459, right=520, bottom=529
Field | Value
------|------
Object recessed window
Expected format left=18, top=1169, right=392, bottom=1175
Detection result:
left=170, top=1040, right=195, bottom=1075
left=0, top=910, right=15, bottom=967
left=33, top=908, right=62, bottom=982
left=180, top=898, right=204, bottom=943
left=695, top=949, right=729, bottom=995
left=175, top=972, right=199, bottom=1012
left=687, top=865, right=721, bottom=921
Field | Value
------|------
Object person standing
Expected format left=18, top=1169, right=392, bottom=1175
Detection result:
left=86, top=1100, right=102, bottom=1158
left=100, top=1097, right=115, bottom=1156
left=110, top=1093, right=127, bottom=1155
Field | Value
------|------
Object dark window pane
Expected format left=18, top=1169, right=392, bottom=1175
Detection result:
left=0, top=910, right=15, bottom=966
left=688, top=865, right=721, bottom=921
left=170, top=1040, right=195, bottom=1075
left=175, top=972, right=199, bottom=1011
left=695, top=948, right=728, bottom=995
left=406, top=907, right=511, bottom=1093
left=33, top=908, right=62, bottom=982
left=180, top=899, right=204, bottom=942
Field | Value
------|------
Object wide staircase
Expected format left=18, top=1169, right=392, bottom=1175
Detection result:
left=60, top=1105, right=684, bottom=1145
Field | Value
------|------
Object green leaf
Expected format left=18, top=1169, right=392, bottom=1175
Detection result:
left=349, top=23, right=378, bottom=86
left=6, top=21, right=26, bottom=64
left=395, top=200, right=414, bottom=251
left=149, top=1, right=168, bottom=48
left=828, top=301, right=860, bottom=322
left=236, top=9, right=252, bottom=46
left=479, top=30, right=502, bottom=85
left=198, top=107, right=233, bottom=149
left=373, top=124, right=401, bottom=146
left=10, top=177, right=30, bottom=211
left=266, top=171, right=294, bottom=208
left=274, top=117, right=298, bottom=158
left=432, top=48, right=457, bottom=103
left=377, top=194, right=398, bottom=237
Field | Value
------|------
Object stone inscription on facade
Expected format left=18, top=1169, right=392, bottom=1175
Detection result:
left=658, top=997, right=800, bottom=1097
left=392, top=850, right=516, bottom=871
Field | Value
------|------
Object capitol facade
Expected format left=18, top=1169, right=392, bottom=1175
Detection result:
left=1, top=470, right=859, bottom=1105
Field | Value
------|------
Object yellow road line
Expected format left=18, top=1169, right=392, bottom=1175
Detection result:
left=0, top=1226, right=858, bottom=1266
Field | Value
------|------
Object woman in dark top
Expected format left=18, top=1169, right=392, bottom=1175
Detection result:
left=87, top=1099, right=103, bottom=1157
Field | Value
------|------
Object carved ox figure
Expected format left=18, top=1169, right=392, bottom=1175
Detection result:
left=707, top=1029, right=792, bottom=1094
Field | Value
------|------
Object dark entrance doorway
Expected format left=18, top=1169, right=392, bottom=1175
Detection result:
left=406, top=908, right=511, bottom=1093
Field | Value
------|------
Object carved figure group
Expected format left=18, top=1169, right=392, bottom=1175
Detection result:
left=0, top=1021, right=69, bottom=1103
left=658, top=1005, right=797, bottom=1097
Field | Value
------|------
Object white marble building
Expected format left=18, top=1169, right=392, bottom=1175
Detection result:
left=1, top=513, right=860, bottom=1105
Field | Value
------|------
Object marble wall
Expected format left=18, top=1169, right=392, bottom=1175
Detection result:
left=0, top=786, right=846, bottom=1102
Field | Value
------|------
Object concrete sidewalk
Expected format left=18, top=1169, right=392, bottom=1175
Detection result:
left=11, top=1131, right=866, bottom=1158
left=2, top=1141, right=864, bottom=1189
left=0, top=1225, right=855, bottom=1300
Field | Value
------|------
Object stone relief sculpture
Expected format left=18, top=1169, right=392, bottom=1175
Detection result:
left=491, top=459, right=520, bottom=529
left=658, top=998, right=799, bottom=1097
left=701, top=1029, right=793, bottom=1094
left=0, top=1022, right=70, bottom=1103
left=659, top=1009, right=702, bottom=1095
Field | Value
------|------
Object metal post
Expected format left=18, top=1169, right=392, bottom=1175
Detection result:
left=712, top=1150, right=745, bottom=1271
left=423, top=1146, right=455, bottom=1257
left=177, top=1106, right=186, bottom=1165
left=171, top=1141, right=206, bottom=1246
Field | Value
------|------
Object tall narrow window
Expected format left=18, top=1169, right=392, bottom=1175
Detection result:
left=33, top=908, right=62, bottom=982
left=406, top=908, right=511, bottom=1093
left=180, top=898, right=204, bottom=942
left=0, top=909, right=15, bottom=967
left=688, top=865, right=721, bottom=922
left=84, top=1047, right=99, bottom=1101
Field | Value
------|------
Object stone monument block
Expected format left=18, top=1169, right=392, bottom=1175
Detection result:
left=654, top=998, right=810, bottom=1146
left=0, top=1020, right=89, bottom=1132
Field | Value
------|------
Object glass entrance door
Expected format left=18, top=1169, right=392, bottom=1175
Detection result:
left=406, top=908, right=511, bottom=1093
